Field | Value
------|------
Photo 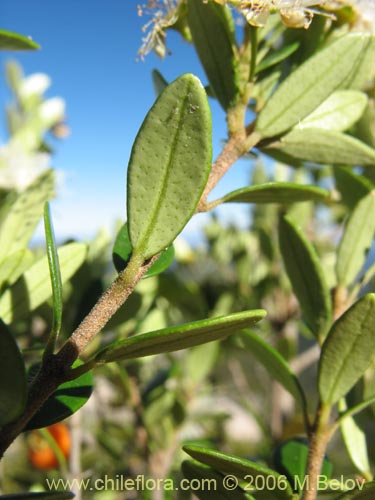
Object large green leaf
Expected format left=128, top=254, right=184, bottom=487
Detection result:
left=95, top=310, right=266, bottom=363
left=273, top=438, right=332, bottom=494
left=127, top=73, right=212, bottom=260
left=0, top=320, right=27, bottom=427
left=187, top=0, right=239, bottom=110
left=263, top=129, right=375, bottom=166
left=318, top=294, right=375, bottom=405
left=334, top=167, right=373, bottom=210
left=278, top=214, right=332, bottom=339
left=297, top=91, right=368, bottom=132
left=183, top=446, right=293, bottom=499
left=0, top=170, right=55, bottom=262
left=0, top=29, right=39, bottom=50
left=219, top=182, right=330, bottom=205
left=255, top=34, right=374, bottom=138
left=25, top=361, right=93, bottom=430
left=0, top=249, right=34, bottom=291
left=0, top=243, right=87, bottom=324
left=239, top=330, right=306, bottom=410
left=336, top=192, right=375, bottom=286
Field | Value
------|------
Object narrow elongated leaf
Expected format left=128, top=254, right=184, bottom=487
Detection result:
left=183, top=446, right=293, bottom=499
left=95, top=310, right=266, bottom=363
left=273, top=438, right=332, bottom=494
left=336, top=192, right=375, bottom=286
left=344, top=35, right=375, bottom=90
left=256, top=42, right=299, bottom=73
left=181, top=460, right=252, bottom=500
left=187, top=0, right=239, bottom=110
left=255, top=34, right=374, bottom=138
left=127, top=73, right=212, bottom=260
left=278, top=214, right=332, bottom=339
left=0, top=249, right=33, bottom=291
left=0, top=170, right=55, bottom=262
left=0, top=493, right=74, bottom=500
left=0, top=29, right=39, bottom=50
left=264, top=129, right=375, bottom=166
left=318, top=294, right=375, bottom=405
left=338, top=399, right=371, bottom=478
left=239, top=330, right=306, bottom=410
left=0, top=243, right=87, bottom=324
left=112, top=223, right=174, bottom=277
left=297, top=91, right=368, bottom=132
left=151, top=69, right=168, bottom=97
left=334, top=167, right=373, bottom=210
left=25, top=361, right=93, bottom=430
left=0, top=320, right=27, bottom=427
left=220, top=182, right=330, bottom=205
left=44, top=203, right=63, bottom=341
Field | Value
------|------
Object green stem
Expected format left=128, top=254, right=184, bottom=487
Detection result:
left=249, top=26, right=257, bottom=82
left=38, top=427, right=68, bottom=474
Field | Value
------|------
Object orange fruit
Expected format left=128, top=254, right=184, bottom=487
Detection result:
left=27, top=422, right=71, bottom=470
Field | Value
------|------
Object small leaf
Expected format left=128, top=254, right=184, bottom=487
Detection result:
left=255, top=33, right=374, bottom=138
left=127, top=73, right=212, bottom=260
left=151, top=69, right=168, bottom=97
left=239, top=330, right=306, bottom=410
left=0, top=170, right=55, bottom=262
left=334, top=167, right=373, bottom=210
left=95, top=310, right=266, bottom=363
left=220, top=182, right=330, bottom=205
left=0, top=29, right=39, bottom=50
left=183, top=446, right=293, bottom=499
left=256, top=42, right=299, bottom=73
left=25, top=361, right=93, bottom=430
left=0, top=320, right=27, bottom=427
left=44, top=203, right=63, bottom=342
left=336, top=192, right=375, bottom=286
left=296, top=91, right=368, bottom=132
left=0, top=249, right=33, bottom=291
left=0, top=494, right=74, bottom=500
left=318, top=293, right=375, bottom=405
left=0, top=243, right=87, bottom=324
left=338, top=399, right=371, bottom=478
left=187, top=0, right=239, bottom=110
left=273, top=438, right=332, bottom=494
left=112, top=223, right=174, bottom=277
left=278, top=214, right=332, bottom=339
left=264, top=129, right=375, bottom=166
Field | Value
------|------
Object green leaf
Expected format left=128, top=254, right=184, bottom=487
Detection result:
left=338, top=399, right=371, bottom=478
left=0, top=249, right=33, bottom=291
left=334, top=167, right=373, bottom=210
left=25, top=361, right=93, bottom=430
left=278, top=214, right=332, bottom=339
left=112, top=223, right=175, bottom=277
left=336, top=482, right=375, bottom=500
left=296, top=91, right=368, bottom=132
left=0, top=243, right=87, bottom=324
left=219, top=182, right=330, bottom=205
left=273, top=438, right=332, bottom=494
left=256, top=42, right=299, bottom=73
left=336, top=192, right=375, bottom=286
left=95, top=310, right=266, bottom=363
left=0, top=320, right=27, bottom=427
left=255, top=34, right=374, bottom=138
left=181, top=460, right=252, bottom=500
left=239, top=330, right=306, bottom=410
left=151, top=69, right=168, bottom=97
left=318, top=293, right=375, bottom=405
left=127, top=73, right=212, bottom=260
left=187, top=0, right=239, bottom=110
left=44, top=203, right=63, bottom=342
left=0, top=170, right=55, bottom=262
left=183, top=446, right=293, bottom=499
left=0, top=29, right=39, bottom=50
left=263, top=129, right=375, bottom=166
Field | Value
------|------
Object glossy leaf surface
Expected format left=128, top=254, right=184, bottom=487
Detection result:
left=0, top=320, right=27, bottom=427
left=319, top=294, right=375, bottom=405
left=0, top=29, right=39, bottom=50
left=256, top=34, right=373, bottom=138
left=95, top=310, right=266, bottom=363
left=127, top=73, right=212, bottom=259
left=278, top=214, right=332, bottom=339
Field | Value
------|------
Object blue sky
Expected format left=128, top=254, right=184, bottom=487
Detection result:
left=1, top=0, right=252, bottom=242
